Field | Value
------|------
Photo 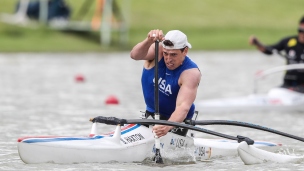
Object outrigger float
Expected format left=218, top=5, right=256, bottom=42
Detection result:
left=18, top=116, right=304, bottom=165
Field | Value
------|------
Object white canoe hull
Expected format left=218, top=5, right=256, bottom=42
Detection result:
left=18, top=124, right=156, bottom=164
left=237, top=141, right=303, bottom=165
left=196, top=88, right=304, bottom=113
left=18, top=123, right=279, bottom=164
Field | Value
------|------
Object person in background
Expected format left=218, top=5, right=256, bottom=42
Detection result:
left=15, top=0, right=70, bottom=21
left=130, top=29, right=201, bottom=137
left=91, top=0, right=122, bottom=30
left=249, top=16, right=304, bottom=93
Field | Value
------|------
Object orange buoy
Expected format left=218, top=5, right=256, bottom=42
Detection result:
left=105, top=95, right=119, bottom=105
left=75, top=74, right=85, bottom=82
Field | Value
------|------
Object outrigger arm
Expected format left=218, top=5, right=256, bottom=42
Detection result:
left=90, top=116, right=255, bottom=145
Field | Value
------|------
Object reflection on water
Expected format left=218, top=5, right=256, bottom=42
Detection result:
left=0, top=51, right=303, bottom=171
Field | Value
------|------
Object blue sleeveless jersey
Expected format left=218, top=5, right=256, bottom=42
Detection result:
left=141, top=56, right=199, bottom=120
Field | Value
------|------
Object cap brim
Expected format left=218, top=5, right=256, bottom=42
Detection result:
left=186, top=43, right=192, bottom=49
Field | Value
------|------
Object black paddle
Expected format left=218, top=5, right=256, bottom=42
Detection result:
left=90, top=116, right=255, bottom=145
left=191, top=120, right=304, bottom=142
left=152, top=38, right=163, bottom=164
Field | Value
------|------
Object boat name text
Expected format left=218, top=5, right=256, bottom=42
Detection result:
left=123, top=133, right=145, bottom=143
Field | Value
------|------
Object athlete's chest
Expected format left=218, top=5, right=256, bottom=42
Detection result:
left=285, top=43, right=304, bottom=62
left=157, top=69, right=180, bottom=96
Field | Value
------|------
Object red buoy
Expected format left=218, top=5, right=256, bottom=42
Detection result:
left=75, top=74, right=85, bottom=82
left=105, top=95, right=119, bottom=105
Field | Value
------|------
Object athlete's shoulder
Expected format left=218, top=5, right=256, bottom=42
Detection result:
left=184, top=56, right=199, bottom=68
left=280, top=35, right=297, bottom=42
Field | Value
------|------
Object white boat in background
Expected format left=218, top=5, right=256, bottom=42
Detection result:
left=18, top=117, right=280, bottom=164
left=196, top=64, right=304, bottom=113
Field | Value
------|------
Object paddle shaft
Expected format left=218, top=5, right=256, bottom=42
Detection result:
left=193, top=120, right=304, bottom=142
left=154, top=40, right=159, bottom=117
left=153, top=40, right=163, bottom=164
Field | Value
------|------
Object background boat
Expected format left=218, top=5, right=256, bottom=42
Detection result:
left=196, top=64, right=304, bottom=113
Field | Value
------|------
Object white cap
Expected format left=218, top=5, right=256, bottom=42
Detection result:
left=162, top=30, right=192, bottom=49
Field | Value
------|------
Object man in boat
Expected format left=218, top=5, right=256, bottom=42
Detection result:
left=249, top=16, right=304, bottom=93
left=130, top=29, right=201, bottom=137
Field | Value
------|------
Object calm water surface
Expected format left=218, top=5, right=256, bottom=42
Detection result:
left=0, top=51, right=303, bottom=171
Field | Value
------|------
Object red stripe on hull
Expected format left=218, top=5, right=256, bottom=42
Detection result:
left=17, top=124, right=138, bottom=142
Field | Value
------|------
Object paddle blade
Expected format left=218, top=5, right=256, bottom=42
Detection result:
left=153, top=148, right=163, bottom=164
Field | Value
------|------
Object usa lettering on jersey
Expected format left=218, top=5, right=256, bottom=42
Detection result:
left=153, top=77, right=172, bottom=95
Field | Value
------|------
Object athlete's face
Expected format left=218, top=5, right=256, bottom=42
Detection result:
left=298, top=23, right=304, bottom=43
left=163, top=48, right=188, bottom=70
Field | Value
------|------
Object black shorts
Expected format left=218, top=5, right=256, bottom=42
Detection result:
left=281, top=80, right=304, bottom=93
left=144, top=110, right=189, bottom=136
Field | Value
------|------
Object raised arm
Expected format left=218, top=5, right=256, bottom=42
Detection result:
left=130, top=29, right=164, bottom=61
left=249, top=35, right=271, bottom=53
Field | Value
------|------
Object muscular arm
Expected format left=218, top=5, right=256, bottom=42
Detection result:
left=130, top=29, right=165, bottom=61
left=130, top=37, right=156, bottom=61
left=153, top=68, right=201, bottom=137
left=168, top=68, right=201, bottom=123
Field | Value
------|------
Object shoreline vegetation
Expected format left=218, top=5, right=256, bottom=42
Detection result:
left=0, top=0, right=303, bottom=52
